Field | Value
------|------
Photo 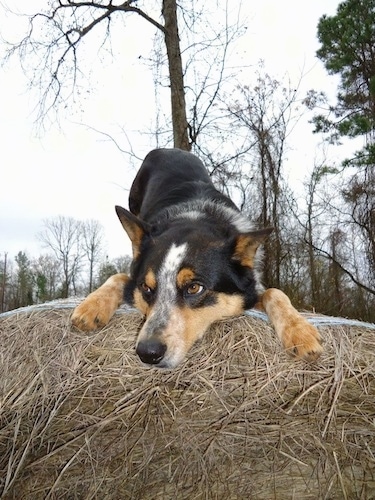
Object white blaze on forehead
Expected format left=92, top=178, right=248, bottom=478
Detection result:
left=138, top=243, right=188, bottom=343
left=147, top=244, right=187, bottom=366
left=162, top=242, right=188, bottom=274
left=159, top=242, right=188, bottom=297
left=156, top=243, right=187, bottom=319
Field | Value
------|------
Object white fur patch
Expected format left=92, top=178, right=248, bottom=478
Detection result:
left=140, top=243, right=187, bottom=333
left=178, top=210, right=202, bottom=220
left=136, top=243, right=188, bottom=365
left=160, top=243, right=188, bottom=280
left=171, top=199, right=254, bottom=233
left=219, top=204, right=254, bottom=233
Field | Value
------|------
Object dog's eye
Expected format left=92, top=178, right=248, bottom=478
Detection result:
left=140, top=283, right=153, bottom=295
left=186, top=283, right=205, bottom=295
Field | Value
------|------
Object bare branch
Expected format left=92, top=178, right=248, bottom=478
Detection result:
left=3, top=1, right=164, bottom=128
left=308, top=241, right=375, bottom=296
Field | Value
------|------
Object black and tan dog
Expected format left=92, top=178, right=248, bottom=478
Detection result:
left=72, top=148, right=322, bottom=368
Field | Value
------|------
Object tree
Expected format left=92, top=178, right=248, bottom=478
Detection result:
left=314, top=1, right=375, bottom=150
left=311, top=0, right=375, bottom=289
left=113, top=255, right=132, bottom=273
left=32, top=254, right=62, bottom=303
left=299, top=162, right=339, bottom=310
left=4, top=0, right=243, bottom=151
left=96, top=259, right=118, bottom=288
left=38, top=216, right=83, bottom=298
left=341, top=171, right=375, bottom=285
left=0, top=252, right=8, bottom=312
left=5, top=0, right=189, bottom=147
left=15, top=251, right=34, bottom=308
left=81, top=219, right=105, bottom=293
left=96, top=255, right=131, bottom=287
left=224, top=70, right=301, bottom=288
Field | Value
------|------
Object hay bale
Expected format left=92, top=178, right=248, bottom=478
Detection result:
left=0, top=307, right=374, bottom=499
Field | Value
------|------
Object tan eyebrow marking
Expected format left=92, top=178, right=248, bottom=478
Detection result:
left=145, top=269, right=157, bottom=289
left=176, top=268, right=195, bottom=288
left=133, top=288, right=152, bottom=316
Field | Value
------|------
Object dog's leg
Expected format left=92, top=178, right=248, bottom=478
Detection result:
left=71, top=274, right=129, bottom=331
left=259, top=288, right=323, bottom=361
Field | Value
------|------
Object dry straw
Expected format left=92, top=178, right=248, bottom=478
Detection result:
left=0, top=306, right=374, bottom=499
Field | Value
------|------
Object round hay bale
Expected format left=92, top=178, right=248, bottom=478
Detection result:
left=0, top=307, right=374, bottom=499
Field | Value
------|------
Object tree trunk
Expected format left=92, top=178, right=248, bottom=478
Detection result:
left=162, top=0, right=190, bottom=151
left=88, top=257, right=94, bottom=294
left=307, top=204, right=317, bottom=307
left=1, top=253, right=7, bottom=313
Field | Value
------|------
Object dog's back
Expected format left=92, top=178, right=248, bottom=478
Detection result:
left=129, top=148, right=237, bottom=222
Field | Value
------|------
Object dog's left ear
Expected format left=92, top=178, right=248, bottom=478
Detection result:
left=232, top=227, right=273, bottom=267
left=115, top=205, right=150, bottom=258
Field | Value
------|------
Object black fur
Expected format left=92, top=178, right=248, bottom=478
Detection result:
left=129, top=148, right=237, bottom=221
left=122, top=148, right=265, bottom=311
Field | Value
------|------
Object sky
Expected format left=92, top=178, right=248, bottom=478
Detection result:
left=0, top=0, right=344, bottom=262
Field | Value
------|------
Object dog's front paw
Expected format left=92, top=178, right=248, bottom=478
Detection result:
left=71, top=294, right=116, bottom=331
left=71, top=296, right=115, bottom=331
left=282, top=318, right=323, bottom=362
left=72, top=274, right=129, bottom=332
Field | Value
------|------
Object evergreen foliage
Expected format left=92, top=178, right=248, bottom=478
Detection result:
left=315, top=0, right=375, bottom=164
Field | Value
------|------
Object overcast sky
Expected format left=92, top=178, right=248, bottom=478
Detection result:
left=0, top=0, right=343, bottom=261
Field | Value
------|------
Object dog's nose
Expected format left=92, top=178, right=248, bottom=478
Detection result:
left=136, top=339, right=167, bottom=365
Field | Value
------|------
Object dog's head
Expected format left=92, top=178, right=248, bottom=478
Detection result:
left=116, top=205, right=272, bottom=369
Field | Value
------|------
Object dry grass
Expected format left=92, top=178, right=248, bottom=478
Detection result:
left=0, top=307, right=374, bottom=499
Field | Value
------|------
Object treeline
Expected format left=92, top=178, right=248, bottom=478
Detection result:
left=0, top=217, right=131, bottom=312
left=1, top=177, right=374, bottom=323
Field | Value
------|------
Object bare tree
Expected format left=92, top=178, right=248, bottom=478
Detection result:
left=81, top=219, right=105, bottom=293
left=96, top=254, right=132, bottom=287
left=224, top=69, right=302, bottom=288
left=0, top=252, right=8, bottom=312
left=38, top=216, right=83, bottom=298
left=342, top=168, right=375, bottom=286
left=297, top=161, right=339, bottom=309
left=3, top=0, right=244, bottom=151
left=292, top=159, right=375, bottom=318
left=3, top=0, right=188, bottom=146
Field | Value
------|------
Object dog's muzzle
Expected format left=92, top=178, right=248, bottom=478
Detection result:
left=136, top=338, right=167, bottom=365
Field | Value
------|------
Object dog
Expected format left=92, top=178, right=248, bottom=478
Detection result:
left=72, top=148, right=322, bottom=368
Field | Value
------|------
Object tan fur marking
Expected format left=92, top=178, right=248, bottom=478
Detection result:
left=233, top=229, right=273, bottom=268
left=260, top=288, right=323, bottom=362
left=176, top=268, right=195, bottom=288
left=133, top=289, right=152, bottom=316
left=233, top=234, right=258, bottom=267
left=145, top=269, right=157, bottom=290
left=129, top=225, right=144, bottom=258
left=116, top=209, right=144, bottom=258
left=71, top=273, right=129, bottom=331
left=135, top=293, right=244, bottom=367
left=162, top=294, right=243, bottom=361
left=181, top=293, right=245, bottom=346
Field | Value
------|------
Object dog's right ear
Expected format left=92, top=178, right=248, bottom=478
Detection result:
left=115, top=205, right=149, bottom=258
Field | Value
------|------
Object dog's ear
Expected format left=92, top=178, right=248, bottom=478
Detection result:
left=232, top=227, right=273, bottom=267
left=115, top=205, right=149, bottom=258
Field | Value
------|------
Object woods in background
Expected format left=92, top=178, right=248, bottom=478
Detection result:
left=0, top=218, right=132, bottom=312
